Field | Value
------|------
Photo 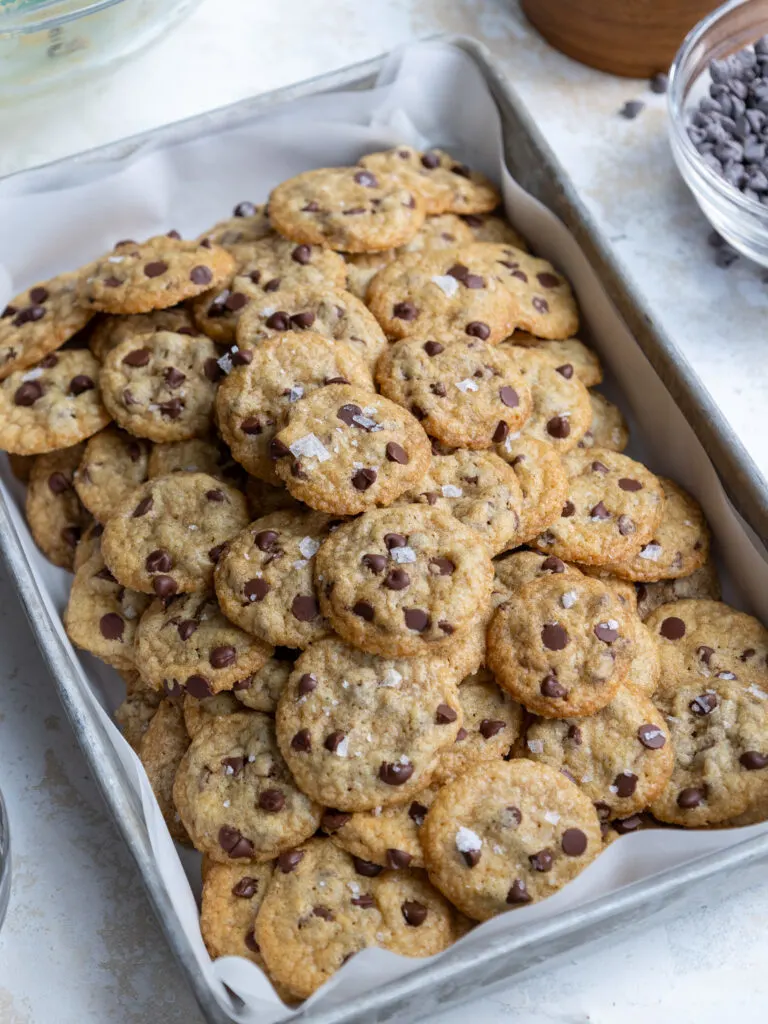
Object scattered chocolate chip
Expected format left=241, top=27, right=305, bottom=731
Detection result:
left=465, top=321, right=490, bottom=340
left=590, top=501, right=610, bottom=519
left=353, top=600, right=375, bottom=621
left=506, top=880, right=532, bottom=905
left=186, top=675, right=212, bottom=699
left=492, top=420, right=510, bottom=443
left=297, top=673, right=317, bottom=696
left=145, top=549, right=172, bottom=573
left=210, top=645, right=237, bottom=669
left=556, top=363, right=574, bottom=379
left=351, top=894, right=375, bottom=909
left=362, top=553, right=387, bottom=574
left=561, top=501, right=576, bottom=517
left=393, top=301, right=418, bottom=320
left=385, top=442, right=409, bottom=464
left=259, top=789, right=286, bottom=812
left=385, top=533, right=407, bottom=549
left=232, top=876, right=258, bottom=898
left=561, top=828, right=588, bottom=856
left=740, top=751, right=768, bottom=770
left=529, top=849, right=553, bottom=872
left=379, top=761, right=414, bottom=785
left=386, top=849, right=413, bottom=869
left=244, top=578, right=270, bottom=602
left=677, top=787, right=705, bottom=809
left=618, top=478, right=642, bottom=491
left=14, top=381, right=43, bottom=406
left=613, top=771, right=638, bottom=797
left=321, top=809, right=351, bottom=831
left=479, top=719, right=506, bottom=739
left=47, top=472, right=71, bottom=494
left=353, top=856, right=383, bottom=877
left=218, top=826, right=254, bottom=859
left=594, top=622, right=618, bottom=643
left=435, top=703, right=458, bottom=724
left=401, top=901, right=427, bottom=927
left=190, top=265, right=213, bottom=286
left=277, top=850, right=304, bottom=873
left=547, top=415, right=570, bottom=439
left=324, top=731, right=346, bottom=753
left=423, top=341, right=444, bottom=356
left=153, top=575, right=177, bottom=598
left=637, top=723, right=666, bottom=749
left=144, top=261, right=168, bottom=278
left=541, top=674, right=567, bottom=699
left=384, top=568, right=410, bottom=590
left=99, top=613, right=124, bottom=641
left=352, top=467, right=377, bottom=491
left=291, top=729, right=312, bottom=752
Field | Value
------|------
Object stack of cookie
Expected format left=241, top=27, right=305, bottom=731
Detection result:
left=1, top=144, right=767, bottom=1002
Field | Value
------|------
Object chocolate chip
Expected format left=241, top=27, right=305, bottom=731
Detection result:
left=637, top=723, right=666, bottom=748
left=541, top=674, right=567, bottom=699
left=423, top=341, right=444, bottom=356
left=290, top=311, right=315, bottom=330
left=590, top=501, right=610, bottom=519
left=258, top=789, right=285, bottom=812
left=404, top=608, right=430, bottom=632
left=561, top=828, right=588, bottom=856
left=145, top=549, right=172, bottom=573
left=232, top=348, right=253, bottom=366
left=386, top=849, right=413, bottom=869
left=234, top=201, right=256, bottom=217
left=353, top=600, right=375, bottom=621
left=619, top=100, right=644, bottom=119
left=133, top=495, right=153, bottom=518
left=561, top=501, right=575, bottom=517
left=659, top=616, right=686, bottom=640
left=13, top=381, right=42, bottom=406
left=393, top=301, right=418, bottom=320
left=99, top=613, right=124, bottom=641
left=190, top=265, right=213, bottom=286
left=351, top=894, right=375, bottom=908
left=541, top=556, right=565, bottom=573
left=218, top=826, right=254, bottom=859
left=613, top=772, right=638, bottom=797
left=677, top=787, right=705, bottom=809
left=353, top=856, right=382, bottom=877
left=594, top=623, right=618, bottom=643
left=354, top=170, right=378, bottom=187
left=465, top=321, right=490, bottom=339
left=401, top=901, right=427, bottom=927
left=567, top=724, right=582, bottom=744
left=324, top=731, right=346, bottom=753
left=384, top=568, right=410, bottom=590
left=144, top=261, right=168, bottom=278
left=265, top=311, right=291, bottom=331
left=618, top=478, right=642, bottom=491
left=206, top=488, right=225, bottom=502
left=492, top=421, right=510, bottom=443
left=529, top=849, right=553, bottom=872
left=352, top=467, right=377, bottom=491
left=254, top=530, right=279, bottom=551
left=409, top=801, right=428, bottom=825
left=244, top=578, right=270, bottom=602
left=47, top=472, right=71, bottom=494
left=556, top=363, right=574, bottom=379
left=292, top=595, right=319, bottom=621
left=152, top=575, right=177, bottom=598
left=321, top=809, right=351, bottom=831
left=532, top=296, right=549, bottom=314
left=177, top=620, right=197, bottom=641
left=541, top=623, right=569, bottom=650
left=435, top=703, right=458, bottom=724
left=592, top=461, right=609, bottom=474
left=385, top=442, right=409, bottom=464
left=547, top=415, right=570, bottom=439
left=455, top=727, right=468, bottom=742
left=122, top=347, right=151, bottom=367
left=277, top=850, right=304, bottom=873
left=312, top=906, right=334, bottom=922
left=163, top=680, right=183, bottom=698
left=301, top=201, right=319, bottom=212
left=740, top=751, right=768, bottom=770
left=158, top=397, right=183, bottom=418
left=298, top=673, right=317, bottom=696
left=506, top=880, right=532, bottom=905
left=385, top=533, right=407, bottom=549
left=421, top=151, right=440, bottom=169
left=379, top=761, right=414, bottom=785
left=618, top=515, right=635, bottom=536
left=12, top=305, right=46, bottom=326
left=362, top=553, right=387, bottom=573
left=232, top=877, right=258, bottom=898
left=291, top=729, right=312, bottom=752
left=186, top=675, right=212, bottom=698
left=210, top=645, right=236, bottom=669
left=163, top=366, right=186, bottom=389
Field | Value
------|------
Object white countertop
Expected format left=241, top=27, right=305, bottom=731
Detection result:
left=1, top=2, right=768, bottom=1022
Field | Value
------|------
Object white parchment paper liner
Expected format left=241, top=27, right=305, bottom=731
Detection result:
left=1, top=39, right=768, bottom=1022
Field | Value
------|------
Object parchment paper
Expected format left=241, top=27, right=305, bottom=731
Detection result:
left=1, top=38, right=768, bottom=1023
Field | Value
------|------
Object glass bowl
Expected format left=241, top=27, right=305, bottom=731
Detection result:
left=0, top=789, right=10, bottom=932
left=668, top=0, right=768, bottom=265
left=0, top=0, right=201, bottom=99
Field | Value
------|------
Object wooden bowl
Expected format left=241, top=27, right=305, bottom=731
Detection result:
left=521, top=0, right=719, bottom=77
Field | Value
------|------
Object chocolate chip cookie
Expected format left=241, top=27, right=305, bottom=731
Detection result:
left=73, top=426, right=150, bottom=521
left=200, top=858, right=274, bottom=967
left=503, top=346, right=592, bottom=453
left=89, top=306, right=198, bottom=362
left=483, top=244, right=579, bottom=340
left=147, top=437, right=245, bottom=488
left=359, top=146, right=499, bottom=215
left=635, top=562, right=721, bottom=621
left=25, top=443, right=92, bottom=570
left=576, top=392, right=629, bottom=452
left=508, top=336, right=603, bottom=388
left=461, top=212, right=528, bottom=248
left=197, top=201, right=273, bottom=253
left=495, top=436, right=568, bottom=544
left=183, top=691, right=243, bottom=739
left=233, top=648, right=299, bottom=713
left=138, top=697, right=191, bottom=844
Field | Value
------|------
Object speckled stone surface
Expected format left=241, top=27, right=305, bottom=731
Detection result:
left=2, top=1, right=768, bottom=1022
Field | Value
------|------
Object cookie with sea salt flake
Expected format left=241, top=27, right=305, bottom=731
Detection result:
left=275, top=638, right=463, bottom=811
left=635, top=561, right=721, bottom=621
left=376, top=336, right=532, bottom=450
left=525, top=684, right=673, bottom=817
left=0, top=349, right=110, bottom=455
left=200, top=859, right=275, bottom=968
left=255, top=839, right=458, bottom=1001
left=73, top=426, right=150, bottom=522
left=215, top=332, right=372, bottom=486
left=494, top=436, right=568, bottom=544
left=25, top=443, right=92, bottom=570
left=101, top=472, right=249, bottom=596
left=421, top=759, right=602, bottom=921
left=359, top=145, right=500, bottom=216
left=88, top=306, right=198, bottom=362
left=314, top=505, right=494, bottom=658
left=532, top=448, right=665, bottom=567
left=576, top=391, right=629, bottom=452
left=196, top=200, right=273, bottom=254
left=214, top=510, right=334, bottom=649
left=487, top=573, right=635, bottom=718
left=506, top=335, right=603, bottom=387
left=461, top=212, right=529, bottom=249
left=0, top=271, right=94, bottom=380
left=135, top=592, right=273, bottom=698
left=482, top=244, right=579, bottom=340
left=192, top=236, right=347, bottom=344
left=491, top=549, right=583, bottom=608
left=173, top=710, right=322, bottom=863
left=366, top=245, right=519, bottom=344
left=233, top=648, right=299, bottom=713
left=147, top=437, right=245, bottom=489
left=269, top=166, right=426, bottom=253
left=183, top=691, right=243, bottom=739
left=235, top=284, right=388, bottom=369
left=271, top=383, right=431, bottom=515
left=396, top=449, right=525, bottom=555
left=138, top=697, right=191, bottom=843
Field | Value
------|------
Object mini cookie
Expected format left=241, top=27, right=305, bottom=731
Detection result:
left=421, top=760, right=602, bottom=920
left=183, top=692, right=243, bottom=739
left=359, top=146, right=499, bottom=215
left=315, top=505, right=494, bottom=657
left=147, top=437, right=244, bottom=489
left=396, top=449, right=524, bottom=555
left=25, top=444, right=91, bottom=570
left=197, top=201, right=273, bottom=253
left=492, top=550, right=582, bottom=608
left=650, top=676, right=768, bottom=826
left=216, top=332, right=372, bottom=484
left=645, top=599, right=768, bottom=687
left=533, top=448, right=665, bottom=567
left=367, top=245, right=518, bottom=344
left=432, top=669, right=524, bottom=785
left=64, top=546, right=150, bottom=669
left=89, top=307, right=197, bottom=362
left=525, top=685, right=673, bottom=817
left=7, top=452, right=35, bottom=483
left=235, top=285, right=388, bottom=369
left=200, top=859, right=274, bottom=967
left=135, top=592, right=272, bottom=697
left=85, top=236, right=235, bottom=315
left=482, top=244, right=579, bottom=340
left=138, top=698, right=191, bottom=844
left=114, top=688, right=163, bottom=751
left=101, top=473, right=249, bottom=596
left=73, top=520, right=104, bottom=571
left=234, top=648, right=299, bottom=713
left=495, top=436, right=568, bottom=544
left=214, top=510, right=334, bottom=649
left=0, top=350, right=110, bottom=455
left=500, top=346, right=592, bottom=453
left=0, top=272, right=94, bottom=380
left=277, top=638, right=463, bottom=811
left=100, top=331, right=220, bottom=442
left=624, top=619, right=662, bottom=697
left=594, top=479, right=710, bottom=583
left=173, top=710, right=322, bottom=862
left=487, top=573, right=635, bottom=717
left=376, top=337, right=532, bottom=450
left=256, top=838, right=457, bottom=1000
left=73, top=427, right=150, bottom=521
left=245, top=476, right=302, bottom=517
left=461, top=212, right=528, bottom=248
left=636, top=562, right=721, bottom=621
left=576, top=392, right=629, bottom=452
left=271, top=384, right=431, bottom=514
left=269, top=166, right=426, bottom=253
left=192, top=237, right=347, bottom=343
left=506, top=336, right=602, bottom=388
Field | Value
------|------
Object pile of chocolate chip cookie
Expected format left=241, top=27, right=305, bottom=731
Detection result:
left=2, top=144, right=767, bottom=1002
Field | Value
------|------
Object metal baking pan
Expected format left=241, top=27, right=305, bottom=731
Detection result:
left=2, top=34, right=768, bottom=1024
